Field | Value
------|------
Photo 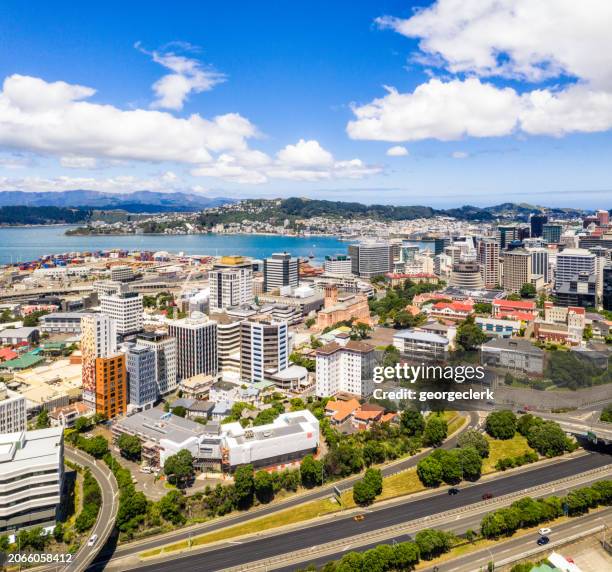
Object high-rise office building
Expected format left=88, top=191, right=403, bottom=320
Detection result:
left=530, top=213, right=548, bottom=238
left=496, top=226, right=519, bottom=249
left=603, top=266, right=612, bottom=311
left=137, top=332, right=177, bottom=397
left=240, top=319, right=289, bottom=382
left=348, top=242, right=393, bottom=278
left=555, top=249, right=596, bottom=289
left=0, top=382, right=26, bottom=434
left=477, top=239, right=500, bottom=289
left=263, top=252, right=299, bottom=292
left=95, top=353, right=127, bottom=419
left=168, top=313, right=218, bottom=381
left=527, top=247, right=550, bottom=284
left=0, top=428, right=64, bottom=532
left=126, top=345, right=157, bottom=410
left=597, top=209, right=610, bottom=226
left=542, top=224, right=562, bottom=244
left=502, top=249, right=533, bottom=293
left=81, top=314, right=117, bottom=410
left=209, top=256, right=254, bottom=312
left=100, top=289, right=143, bottom=336
left=323, top=255, right=353, bottom=276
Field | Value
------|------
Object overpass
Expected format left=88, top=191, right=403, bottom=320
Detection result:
left=536, top=410, right=612, bottom=445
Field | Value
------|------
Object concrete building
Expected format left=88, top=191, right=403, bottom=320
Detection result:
left=502, top=249, right=533, bottom=293
left=0, top=428, right=64, bottom=532
left=348, top=242, right=393, bottom=278
left=168, top=312, right=218, bottom=381
left=213, top=314, right=244, bottom=377
left=100, top=290, right=143, bottom=337
left=240, top=318, right=289, bottom=382
left=555, top=248, right=596, bottom=289
left=481, top=338, right=545, bottom=374
left=209, top=256, right=254, bottom=312
left=477, top=239, right=500, bottom=289
left=263, top=253, right=299, bottom=292
left=110, top=265, right=135, bottom=282
left=393, top=330, right=450, bottom=361
left=315, top=340, right=375, bottom=398
left=126, top=345, right=157, bottom=410
left=81, top=313, right=117, bottom=411
left=323, top=255, right=353, bottom=276
left=0, top=327, right=39, bottom=345
left=449, top=261, right=484, bottom=290
left=527, top=247, right=550, bottom=284
left=542, top=224, right=562, bottom=244
left=137, top=332, right=178, bottom=397
left=496, top=225, right=519, bottom=249
left=554, top=272, right=597, bottom=308
left=95, top=353, right=127, bottom=419
left=40, top=312, right=88, bottom=334
left=0, top=382, right=26, bottom=434
left=475, top=317, right=521, bottom=338
left=92, top=279, right=123, bottom=297
left=315, top=286, right=371, bottom=331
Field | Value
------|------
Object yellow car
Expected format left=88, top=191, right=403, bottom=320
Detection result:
left=353, top=514, right=365, bottom=522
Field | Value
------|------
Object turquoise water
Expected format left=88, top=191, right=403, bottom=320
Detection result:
left=0, top=226, right=352, bottom=264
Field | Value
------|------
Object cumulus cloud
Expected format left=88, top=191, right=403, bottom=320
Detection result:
left=349, top=1, right=612, bottom=142
left=136, top=42, right=225, bottom=110
left=386, top=145, right=409, bottom=157
left=276, top=139, right=334, bottom=167
left=60, top=156, right=98, bottom=169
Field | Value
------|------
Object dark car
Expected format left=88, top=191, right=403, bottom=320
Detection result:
left=537, top=536, right=550, bottom=546
left=448, top=487, right=460, bottom=495
left=482, top=492, right=494, bottom=500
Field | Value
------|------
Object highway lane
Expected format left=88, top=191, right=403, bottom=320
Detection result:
left=65, top=448, right=119, bottom=572
left=96, top=411, right=478, bottom=563
left=129, top=450, right=610, bottom=571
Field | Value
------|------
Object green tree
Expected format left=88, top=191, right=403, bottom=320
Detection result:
left=474, top=302, right=493, bottom=314
left=520, top=283, right=536, bottom=298
left=53, top=522, right=64, bottom=543
left=457, top=446, right=483, bottom=481
left=117, top=434, right=142, bottom=461
left=392, top=541, right=420, bottom=569
left=234, top=464, right=255, bottom=509
left=116, top=491, right=148, bottom=531
left=485, top=410, right=517, bottom=440
left=363, top=441, right=386, bottom=466
left=74, top=416, right=92, bottom=432
left=300, top=454, right=324, bottom=487
left=35, top=408, right=50, bottom=429
left=254, top=470, right=274, bottom=503
left=157, top=489, right=186, bottom=525
left=457, top=429, right=490, bottom=458
left=353, top=479, right=376, bottom=506
left=516, top=413, right=543, bottom=437
left=171, top=405, right=187, bottom=418
left=417, top=456, right=444, bottom=487
left=364, top=468, right=383, bottom=496
left=80, top=435, right=109, bottom=458
left=423, top=416, right=448, bottom=447
left=455, top=315, right=488, bottom=351
left=305, top=317, right=316, bottom=328
left=527, top=420, right=573, bottom=457
left=163, top=449, right=194, bottom=487
left=400, top=409, right=425, bottom=436
left=415, top=529, right=453, bottom=559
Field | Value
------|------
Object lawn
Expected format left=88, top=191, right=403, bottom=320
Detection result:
left=482, top=434, right=536, bottom=474
left=377, top=468, right=425, bottom=501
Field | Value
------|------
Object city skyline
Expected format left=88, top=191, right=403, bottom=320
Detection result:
left=1, top=1, right=612, bottom=208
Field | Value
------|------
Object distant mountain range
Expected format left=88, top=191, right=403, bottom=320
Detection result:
left=0, top=190, right=232, bottom=213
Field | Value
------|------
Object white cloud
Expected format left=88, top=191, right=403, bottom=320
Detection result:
left=60, top=156, right=98, bottom=169
left=191, top=140, right=381, bottom=183
left=276, top=139, right=334, bottom=167
left=0, top=172, right=185, bottom=194
left=136, top=42, right=225, bottom=110
left=451, top=151, right=469, bottom=159
left=0, top=74, right=256, bottom=164
left=386, top=145, right=409, bottom=156
left=352, top=1, right=612, bottom=142
left=376, top=0, right=612, bottom=88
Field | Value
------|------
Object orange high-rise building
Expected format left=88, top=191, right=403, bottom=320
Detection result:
left=95, top=354, right=127, bottom=419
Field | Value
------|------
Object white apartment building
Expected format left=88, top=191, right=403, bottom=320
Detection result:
left=240, top=319, right=290, bottom=382
left=110, top=265, right=135, bottom=282
left=168, top=313, right=218, bottom=381
left=100, top=291, right=144, bottom=336
left=40, top=312, right=88, bottom=334
left=93, top=279, right=123, bottom=297
left=477, top=239, right=500, bottom=289
left=0, top=428, right=64, bottom=532
left=315, top=340, right=375, bottom=398
left=81, top=313, right=118, bottom=410
left=137, top=332, right=178, bottom=397
left=323, top=255, right=353, bottom=276
left=209, top=258, right=254, bottom=312
left=0, top=383, right=26, bottom=434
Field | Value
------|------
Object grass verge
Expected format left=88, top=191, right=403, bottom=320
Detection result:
left=482, top=434, right=536, bottom=474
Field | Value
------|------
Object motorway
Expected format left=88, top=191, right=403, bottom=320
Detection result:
left=127, top=450, right=610, bottom=571
left=93, top=411, right=479, bottom=565
left=64, top=447, right=119, bottom=572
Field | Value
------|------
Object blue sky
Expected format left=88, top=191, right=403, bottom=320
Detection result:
left=0, top=0, right=611, bottom=208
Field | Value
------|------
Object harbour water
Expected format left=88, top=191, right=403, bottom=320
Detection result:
left=0, top=226, right=352, bottom=265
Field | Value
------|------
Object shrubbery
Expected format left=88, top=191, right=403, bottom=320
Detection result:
left=74, top=469, right=101, bottom=532
left=495, top=451, right=539, bottom=471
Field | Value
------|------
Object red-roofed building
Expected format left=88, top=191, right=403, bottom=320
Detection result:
left=413, top=292, right=450, bottom=308
left=0, top=348, right=18, bottom=362
left=492, top=299, right=537, bottom=317
left=325, top=398, right=360, bottom=424
left=429, top=300, right=474, bottom=322
left=386, top=273, right=439, bottom=287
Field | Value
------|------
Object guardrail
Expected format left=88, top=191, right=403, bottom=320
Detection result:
left=216, top=464, right=612, bottom=572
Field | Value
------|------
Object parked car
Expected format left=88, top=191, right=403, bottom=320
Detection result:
left=537, top=536, right=550, bottom=546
